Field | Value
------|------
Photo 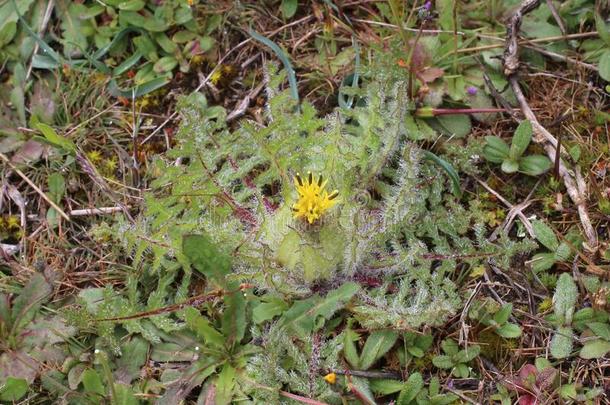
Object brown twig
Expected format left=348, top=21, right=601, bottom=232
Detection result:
left=502, top=0, right=598, bottom=250
left=279, top=390, right=330, bottom=405
left=95, top=284, right=252, bottom=322
left=0, top=152, right=70, bottom=222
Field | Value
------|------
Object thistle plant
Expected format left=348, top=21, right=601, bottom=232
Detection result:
left=90, top=59, right=536, bottom=402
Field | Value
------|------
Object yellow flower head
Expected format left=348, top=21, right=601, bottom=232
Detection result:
left=323, top=372, right=337, bottom=384
left=292, top=172, right=339, bottom=224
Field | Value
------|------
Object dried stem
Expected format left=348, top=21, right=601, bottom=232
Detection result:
left=503, top=0, right=598, bottom=250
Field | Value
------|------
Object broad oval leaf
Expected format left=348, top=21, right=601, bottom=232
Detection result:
left=579, top=339, right=610, bottom=359
left=359, top=330, right=399, bottom=370
left=501, top=159, right=519, bottom=174
left=518, top=155, right=552, bottom=176
left=483, top=136, right=510, bottom=163
left=510, top=120, right=533, bottom=159
left=550, top=326, right=573, bottom=359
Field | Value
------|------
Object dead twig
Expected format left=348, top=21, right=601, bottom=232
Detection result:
left=0, top=152, right=70, bottom=222
left=69, top=207, right=125, bottom=216
left=502, top=0, right=598, bottom=250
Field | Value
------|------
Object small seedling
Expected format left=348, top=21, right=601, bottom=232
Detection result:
left=469, top=299, right=522, bottom=339
left=483, top=120, right=551, bottom=176
left=432, top=339, right=480, bottom=378
left=529, top=220, right=573, bottom=273
left=548, top=273, right=578, bottom=359
left=398, top=332, right=433, bottom=366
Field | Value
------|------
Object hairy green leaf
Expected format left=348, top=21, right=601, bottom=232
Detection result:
left=510, top=120, right=532, bottom=160
left=359, top=330, right=399, bottom=370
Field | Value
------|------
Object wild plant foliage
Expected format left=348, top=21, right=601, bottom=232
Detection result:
left=114, top=62, right=533, bottom=323
left=85, top=62, right=538, bottom=401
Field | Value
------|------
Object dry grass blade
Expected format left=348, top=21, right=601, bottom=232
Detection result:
left=0, top=151, right=70, bottom=222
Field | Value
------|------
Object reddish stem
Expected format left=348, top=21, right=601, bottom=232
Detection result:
left=430, top=107, right=509, bottom=115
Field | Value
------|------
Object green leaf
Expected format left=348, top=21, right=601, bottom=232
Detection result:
left=115, top=336, right=149, bottom=383
left=453, top=363, right=470, bottom=378
left=120, top=11, right=168, bottom=32
left=550, top=326, right=573, bottom=359
left=407, top=346, right=424, bottom=358
left=436, top=114, right=471, bottom=138
left=107, top=76, right=170, bottom=98
left=279, top=296, right=318, bottom=337
left=554, top=242, right=571, bottom=262
left=182, top=234, right=231, bottom=281
left=252, top=297, right=288, bottom=324
left=414, top=334, right=433, bottom=351
left=343, top=326, right=360, bottom=368
left=531, top=220, right=559, bottom=251
left=248, top=28, right=299, bottom=104
left=531, top=252, right=556, bottom=272
left=184, top=307, right=225, bottom=349
left=493, top=303, right=512, bottom=325
left=76, top=4, right=105, bottom=18
left=432, top=355, right=454, bottom=369
left=175, top=7, right=193, bottom=24
left=280, top=282, right=359, bottom=337
left=173, top=30, right=197, bottom=44
left=518, top=155, right=552, bottom=176
left=397, top=372, right=424, bottom=405
left=0, top=0, right=35, bottom=46
left=568, top=144, right=581, bottom=162
left=587, top=322, right=610, bottom=341
left=113, top=383, right=139, bottom=405
left=348, top=377, right=376, bottom=405
left=440, top=339, right=459, bottom=356
left=118, top=0, right=145, bottom=11
left=500, top=159, right=519, bottom=174
left=427, top=394, right=459, bottom=405
left=312, top=282, right=360, bottom=319
left=496, top=323, right=522, bottom=339
left=153, top=33, right=178, bottom=54
left=281, top=0, right=298, bottom=19
left=215, top=364, right=236, bottom=405
left=534, top=357, right=552, bottom=371
left=133, top=34, right=157, bottom=60
left=510, top=120, right=533, bottom=159
left=455, top=345, right=480, bottom=363
left=369, top=379, right=405, bottom=395
left=48, top=173, right=66, bottom=203
left=422, top=151, right=461, bottom=197
left=153, top=56, right=178, bottom=74
left=81, top=368, right=105, bottom=395
left=598, top=49, right=610, bottom=82
left=199, top=36, right=215, bottom=52
left=113, top=51, right=143, bottom=76
left=11, top=273, right=52, bottom=332
left=0, top=377, right=28, bottom=402
left=483, top=136, right=510, bottom=163
left=559, top=383, right=578, bottom=400
left=221, top=282, right=247, bottom=347
left=359, top=330, right=399, bottom=370
left=150, top=343, right=197, bottom=362
left=553, top=273, right=578, bottom=325
left=596, top=13, right=610, bottom=47
left=579, top=338, right=610, bottom=359
left=0, top=21, right=16, bottom=49
left=33, top=122, right=76, bottom=153
left=57, top=1, right=90, bottom=58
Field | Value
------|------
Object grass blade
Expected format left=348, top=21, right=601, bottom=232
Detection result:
left=422, top=150, right=462, bottom=197
left=248, top=27, right=299, bottom=104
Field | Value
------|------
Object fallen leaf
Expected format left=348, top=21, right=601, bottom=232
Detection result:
left=11, top=140, right=45, bottom=165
